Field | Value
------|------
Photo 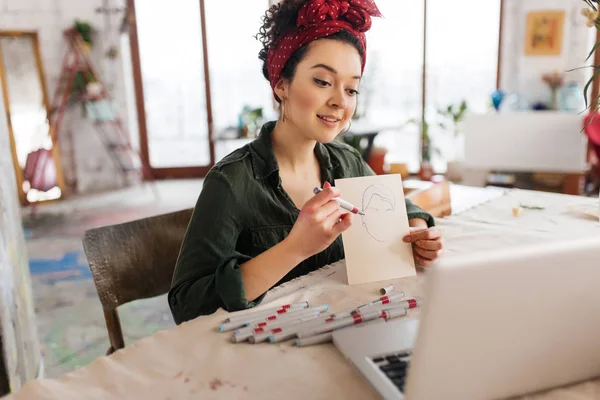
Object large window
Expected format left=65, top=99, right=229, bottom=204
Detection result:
left=129, top=0, right=502, bottom=176
left=425, top=0, right=501, bottom=168
left=361, top=1, right=424, bottom=125
left=362, top=0, right=425, bottom=171
left=135, top=0, right=210, bottom=169
left=205, top=0, right=274, bottom=133
left=426, top=0, right=500, bottom=115
left=205, top=0, right=274, bottom=160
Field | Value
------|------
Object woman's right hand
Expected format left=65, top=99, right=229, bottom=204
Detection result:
left=285, top=181, right=354, bottom=259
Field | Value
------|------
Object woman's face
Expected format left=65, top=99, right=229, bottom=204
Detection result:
left=276, top=38, right=362, bottom=143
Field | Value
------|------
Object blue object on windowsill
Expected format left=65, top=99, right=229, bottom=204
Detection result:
left=491, top=89, right=505, bottom=111
left=531, top=102, right=549, bottom=111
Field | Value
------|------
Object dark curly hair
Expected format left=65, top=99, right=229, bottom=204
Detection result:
left=256, top=0, right=365, bottom=101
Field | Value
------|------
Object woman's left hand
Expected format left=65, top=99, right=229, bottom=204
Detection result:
left=403, top=227, right=445, bottom=267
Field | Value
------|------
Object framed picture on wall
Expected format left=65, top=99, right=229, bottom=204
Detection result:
left=524, top=10, right=565, bottom=56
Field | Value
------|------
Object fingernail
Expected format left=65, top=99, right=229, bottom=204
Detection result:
left=403, top=236, right=410, bottom=242
left=324, top=181, right=331, bottom=188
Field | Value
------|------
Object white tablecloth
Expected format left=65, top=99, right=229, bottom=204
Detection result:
left=4, top=188, right=600, bottom=400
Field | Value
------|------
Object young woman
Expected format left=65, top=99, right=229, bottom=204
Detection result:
left=169, top=0, right=445, bottom=324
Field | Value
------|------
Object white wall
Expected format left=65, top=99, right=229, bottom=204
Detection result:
left=501, top=0, right=596, bottom=104
left=0, top=0, right=132, bottom=193
left=0, top=69, right=41, bottom=391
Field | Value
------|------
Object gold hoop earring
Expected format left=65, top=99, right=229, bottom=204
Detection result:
left=340, top=120, right=352, bottom=134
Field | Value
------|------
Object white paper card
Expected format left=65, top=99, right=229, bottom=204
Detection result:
left=335, top=174, right=415, bottom=285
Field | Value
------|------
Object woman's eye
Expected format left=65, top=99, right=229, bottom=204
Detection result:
left=347, top=89, right=360, bottom=96
left=313, top=78, right=330, bottom=87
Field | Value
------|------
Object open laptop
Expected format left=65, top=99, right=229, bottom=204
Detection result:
left=333, top=236, right=600, bottom=399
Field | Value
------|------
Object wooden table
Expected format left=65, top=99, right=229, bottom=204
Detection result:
left=5, top=188, right=600, bottom=400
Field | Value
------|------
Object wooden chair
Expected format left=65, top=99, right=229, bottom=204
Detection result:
left=406, top=180, right=452, bottom=218
left=82, top=208, right=193, bottom=355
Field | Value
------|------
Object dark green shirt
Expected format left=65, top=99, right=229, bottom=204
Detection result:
left=169, top=121, right=434, bottom=323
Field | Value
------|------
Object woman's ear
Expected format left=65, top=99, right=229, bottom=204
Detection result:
left=274, top=78, right=289, bottom=102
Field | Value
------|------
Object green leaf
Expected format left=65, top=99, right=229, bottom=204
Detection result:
left=584, top=0, right=597, bottom=11
left=585, top=40, right=600, bottom=63
left=564, top=65, right=596, bottom=73
left=583, top=66, right=600, bottom=109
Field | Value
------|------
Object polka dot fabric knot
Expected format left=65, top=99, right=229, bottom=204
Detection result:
left=297, top=0, right=350, bottom=28
left=266, top=0, right=382, bottom=91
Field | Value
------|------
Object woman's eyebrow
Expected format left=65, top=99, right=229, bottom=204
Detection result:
left=311, top=63, right=361, bottom=80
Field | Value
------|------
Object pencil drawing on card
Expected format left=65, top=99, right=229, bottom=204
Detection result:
left=360, top=184, right=396, bottom=242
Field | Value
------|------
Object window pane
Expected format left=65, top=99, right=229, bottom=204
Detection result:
left=362, top=1, right=424, bottom=124
left=362, top=0, right=425, bottom=171
left=426, top=0, right=500, bottom=167
left=136, top=0, right=210, bottom=168
left=205, top=0, right=275, bottom=161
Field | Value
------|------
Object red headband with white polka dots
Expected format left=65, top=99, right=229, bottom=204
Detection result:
left=266, top=0, right=382, bottom=91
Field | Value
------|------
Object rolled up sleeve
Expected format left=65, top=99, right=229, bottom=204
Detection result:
left=168, top=169, right=264, bottom=324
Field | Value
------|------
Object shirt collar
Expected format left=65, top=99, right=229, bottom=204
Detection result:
left=249, top=121, right=334, bottom=180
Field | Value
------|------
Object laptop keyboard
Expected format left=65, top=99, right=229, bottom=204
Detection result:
left=371, top=351, right=412, bottom=393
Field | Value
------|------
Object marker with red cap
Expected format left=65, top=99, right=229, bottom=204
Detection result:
left=356, top=291, right=406, bottom=310
left=313, top=187, right=364, bottom=215
left=357, top=298, right=421, bottom=314
left=297, top=309, right=386, bottom=338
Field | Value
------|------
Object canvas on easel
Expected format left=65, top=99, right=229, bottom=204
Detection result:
left=335, top=174, right=415, bottom=285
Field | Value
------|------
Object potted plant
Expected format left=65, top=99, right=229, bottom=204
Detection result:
left=70, top=21, right=96, bottom=98
left=438, top=100, right=468, bottom=182
left=541, top=71, right=565, bottom=110
left=404, top=117, right=436, bottom=181
left=74, top=20, right=93, bottom=50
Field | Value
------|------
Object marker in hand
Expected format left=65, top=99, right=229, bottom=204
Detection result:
left=313, top=186, right=365, bottom=216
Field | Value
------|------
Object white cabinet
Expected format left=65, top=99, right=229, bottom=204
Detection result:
left=463, top=112, right=588, bottom=174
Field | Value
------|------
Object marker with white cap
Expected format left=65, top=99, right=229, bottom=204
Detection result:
left=266, top=315, right=338, bottom=343
left=357, top=298, right=421, bottom=314
left=219, top=303, right=313, bottom=332
left=382, top=307, right=408, bottom=320
left=357, top=291, right=406, bottom=310
left=224, top=301, right=309, bottom=323
left=234, top=308, right=321, bottom=334
left=231, top=309, right=324, bottom=343
left=313, top=187, right=364, bottom=215
left=379, top=284, right=394, bottom=296
left=250, top=313, right=334, bottom=344
left=295, top=317, right=389, bottom=347
left=247, top=304, right=328, bottom=326
left=297, top=309, right=385, bottom=338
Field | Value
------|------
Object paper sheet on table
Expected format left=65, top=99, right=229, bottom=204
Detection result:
left=335, top=174, right=415, bottom=285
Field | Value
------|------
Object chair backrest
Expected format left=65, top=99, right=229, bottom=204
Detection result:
left=82, top=208, right=194, bottom=311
